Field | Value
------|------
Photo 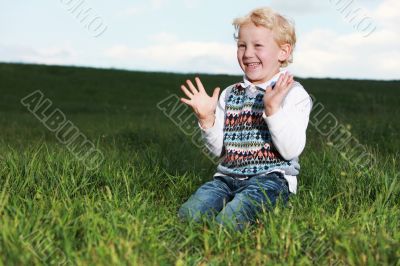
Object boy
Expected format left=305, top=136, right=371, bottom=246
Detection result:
left=178, top=7, right=312, bottom=230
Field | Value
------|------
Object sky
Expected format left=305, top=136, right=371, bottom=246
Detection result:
left=0, top=0, right=399, bottom=80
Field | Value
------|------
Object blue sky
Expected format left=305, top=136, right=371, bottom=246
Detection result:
left=1, top=0, right=399, bottom=80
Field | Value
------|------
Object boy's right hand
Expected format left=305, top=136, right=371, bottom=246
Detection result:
left=180, top=77, right=220, bottom=129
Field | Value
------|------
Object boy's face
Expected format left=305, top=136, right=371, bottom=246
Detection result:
left=237, top=23, right=287, bottom=85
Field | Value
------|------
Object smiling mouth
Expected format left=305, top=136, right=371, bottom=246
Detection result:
left=245, top=62, right=261, bottom=70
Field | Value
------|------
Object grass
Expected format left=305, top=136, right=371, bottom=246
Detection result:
left=0, top=62, right=399, bottom=265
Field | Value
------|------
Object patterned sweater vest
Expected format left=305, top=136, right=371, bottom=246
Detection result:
left=216, top=83, right=294, bottom=177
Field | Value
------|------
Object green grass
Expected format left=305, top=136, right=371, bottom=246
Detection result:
left=0, top=62, right=399, bottom=265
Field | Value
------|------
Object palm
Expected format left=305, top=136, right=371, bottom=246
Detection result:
left=264, top=88, right=286, bottom=106
left=180, top=77, right=220, bottom=119
left=264, top=72, right=294, bottom=115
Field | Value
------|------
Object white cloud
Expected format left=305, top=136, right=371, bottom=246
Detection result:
left=104, top=34, right=239, bottom=74
left=292, top=27, right=400, bottom=79
left=373, top=0, right=399, bottom=30
left=1, top=0, right=398, bottom=80
left=0, top=44, right=79, bottom=66
left=289, top=0, right=400, bottom=79
left=105, top=0, right=400, bottom=80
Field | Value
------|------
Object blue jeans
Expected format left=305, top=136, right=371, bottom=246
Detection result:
left=178, top=171, right=290, bottom=230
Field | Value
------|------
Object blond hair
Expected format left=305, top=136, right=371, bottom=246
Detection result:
left=233, top=7, right=296, bottom=67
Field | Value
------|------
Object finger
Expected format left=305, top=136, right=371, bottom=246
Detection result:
left=263, top=87, right=272, bottom=103
left=289, top=74, right=294, bottom=82
left=282, top=75, right=294, bottom=91
left=279, top=72, right=291, bottom=89
left=195, top=77, right=206, bottom=93
left=180, top=85, right=193, bottom=99
left=180, top=97, right=192, bottom=106
left=186, top=79, right=198, bottom=95
left=276, top=73, right=286, bottom=87
left=212, top=87, right=220, bottom=101
left=281, top=72, right=290, bottom=85
left=284, top=74, right=294, bottom=86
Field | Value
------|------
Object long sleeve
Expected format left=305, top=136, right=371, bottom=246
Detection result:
left=197, top=88, right=228, bottom=158
left=262, top=83, right=312, bottom=160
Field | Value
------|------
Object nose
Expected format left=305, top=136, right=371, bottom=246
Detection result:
left=243, top=46, right=254, bottom=59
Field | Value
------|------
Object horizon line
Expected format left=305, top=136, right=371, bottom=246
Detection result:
left=1, top=61, right=398, bottom=83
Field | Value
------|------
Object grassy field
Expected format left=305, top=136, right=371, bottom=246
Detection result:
left=0, top=62, right=399, bottom=265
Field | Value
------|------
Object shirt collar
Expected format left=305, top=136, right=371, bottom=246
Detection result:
left=239, top=69, right=288, bottom=91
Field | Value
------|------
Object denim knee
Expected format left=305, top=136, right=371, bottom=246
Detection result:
left=178, top=200, right=206, bottom=222
left=178, top=179, right=231, bottom=222
left=215, top=193, right=256, bottom=230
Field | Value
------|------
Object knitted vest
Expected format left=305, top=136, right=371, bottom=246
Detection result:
left=216, top=83, right=299, bottom=177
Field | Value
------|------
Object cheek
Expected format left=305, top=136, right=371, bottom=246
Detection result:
left=258, top=50, right=270, bottom=59
left=237, top=50, right=244, bottom=63
left=258, top=51, right=277, bottom=65
left=237, top=49, right=242, bottom=57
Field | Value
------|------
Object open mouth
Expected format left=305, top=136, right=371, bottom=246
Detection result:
left=245, top=62, right=261, bottom=70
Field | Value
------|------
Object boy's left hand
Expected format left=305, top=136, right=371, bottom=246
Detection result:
left=264, top=72, right=294, bottom=116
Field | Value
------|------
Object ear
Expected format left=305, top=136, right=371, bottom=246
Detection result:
left=278, top=43, right=292, bottom=62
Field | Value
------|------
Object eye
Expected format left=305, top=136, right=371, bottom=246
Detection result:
left=255, top=44, right=263, bottom=47
left=237, top=43, right=246, bottom=48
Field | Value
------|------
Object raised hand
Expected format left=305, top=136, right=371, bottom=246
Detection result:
left=264, top=72, right=294, bottom=116
left=180, top=77, right=220, bottom=129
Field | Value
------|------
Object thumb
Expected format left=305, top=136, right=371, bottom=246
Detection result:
left=212, top=87, right=220, bottom=101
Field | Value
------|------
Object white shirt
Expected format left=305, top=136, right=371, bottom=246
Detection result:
left=197, top=70, right=313, bottom=194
